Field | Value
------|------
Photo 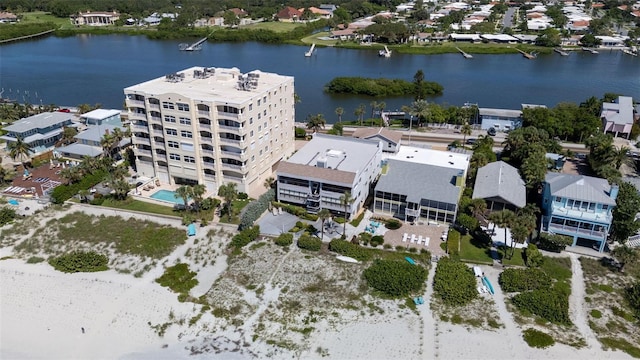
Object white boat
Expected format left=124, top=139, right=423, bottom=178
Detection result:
left=378, top=45, right=391, bottom=58
left=336, top=255, right=359, bottom=263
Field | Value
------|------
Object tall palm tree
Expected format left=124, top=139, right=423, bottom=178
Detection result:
left=335, top=107, right=344, bottom=123
left=218, top=183, right=238, bottom=221
left=509, top=223, right=529, bottom=259
left=263, top=177, right=275, bottom=189
left=370, top=101, right=379, bottom=118
left=612, top=146, right=636, bottom=171
left=354, top=104, right=365, bottom=126
left=8, top=137, right=33, bottom=171
left=306, top=113, right=326, bottom=133
left=339, top=191, right=354, bottom=236
left=468, top=198, right=487, bottom=220
left=488, top=209, right=515, bottom=259
left=175, top=185, right=192, bottom=210
left=461, top=123, right=472, bottom=144
left=100, top=133, right=117, bottom=158
left=317, top=208, right=331, bottom=240
left=409, top=99, right=430, bottom=126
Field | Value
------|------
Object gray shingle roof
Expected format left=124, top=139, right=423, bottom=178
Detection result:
left=375, top=159, right=462, bottom=205
left=352, top=127, right=403, bottom=145
left=75, top=125, right=123, bottom=142
left=3, top=112, right=73, bottom=133
left=545, top=173, right=616, bottom=205
left=472, top=161, right=526, bottom=208
left=55, top=143, right=103, bottom=157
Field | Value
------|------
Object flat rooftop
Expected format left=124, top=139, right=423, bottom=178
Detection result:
left=479, top=108, right=522, bottom=118
left=387, top=146, right=470, bottom=171
left=286, top=133, right=380, bottom=173
left=124, top=66, right=293, bottom=105
left=3, top=112, right=73, bottom=133
left=81, top=109, right=121, bottom=120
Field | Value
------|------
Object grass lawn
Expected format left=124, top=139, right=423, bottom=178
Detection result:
left=220, top=198, right=252, bottom=224
left=52, top=212, right=187, bottom=258
left=101, top=198, right=180, bottom=217
left=301, top=31, right=338, bottom=46
left=241, top=21, right=301, bottom=33
left=18, top=11, right=74, bottom=29
left=499, top=246, right=526, bottom=266
left=458, top=234, right=494, bottom=264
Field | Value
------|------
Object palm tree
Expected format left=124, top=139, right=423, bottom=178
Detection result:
left=339, top=191, right=354, bottom=236
left=468, top=198, right=487, bottom=220
left=306, top=113, right=326, bottom=133
left=218, top=183, right=238, bottom=221
left=409, top=99, right=431, bottom=126
left=175, top=185, right=192, bottom=210
left=100, top=133, right=117, bottom=158
left=370, top=101, right=379, bottom=118
left=191, top=184, right=207, bottom=214
left=317, top=208, right=331, bottom=240
left=509, top=223, right=529, bottom=259
left=78, top=189, right=90, bottom=203
left=488, top=209, right=515, bottom=259
left=612, top=146, right=636, bottom=171
left=263, top=177, right=275, bottom=189
left=111, top=179, right=131, bottom=200
left=461, top=123, right=472, bottom=144
left=7, top=137, right=33, bottom=171
left=335, top=107, right=344, bottom=123
left=378, top=102, right=386, bottom=116
left=354, top=104, right=365, bottom=126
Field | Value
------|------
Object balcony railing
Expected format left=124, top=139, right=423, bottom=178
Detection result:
left=218, top=111, right=241, bottom=120
left=548, top=223, right=606, bottom=239
left=132, top=123, right=149, bottom=131
left=148, top=103, right=161, bottom=111
left=218, top=124, right=245, bottom=134
left=133, top=148, right=152, bottom=157
left=220, top=150, right=247, bottom=161
left=202, top=161, right=216, bottom=170
left=126, top=99, right=145, bottom=107
left=551, top=205, right=612, bottom=223
left=201, top=149, right=215, bottom=157
left=221, top=163, right=246, bottom=172
left=198, top=110, right=210, bottom=116
left=218, top=137, right=243, bottom=146
left=204, top=173, right=216, bottom=181
left=149, top=116, right=162, bottom=124
left=132, top=137, right=151, bottom=146
left=151, top=129, right=164, bottom=137
left=155, top=153, right=167, bottom=161
left=128, top=112, right=146, bottom=120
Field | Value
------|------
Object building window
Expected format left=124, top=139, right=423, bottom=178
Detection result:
left=249, top=117, right=253, bottom=124
left=162, top=102, right=174, bottom=109
left=168, top=141, right=179, bottom=148
left=602, top=204, right=609, bottom=211
left=177, top=103, right=189, bottom=111
left=181, top=130, right=193, bottom=138
left=554, top=196, right=561, bottom=202
left=263, top=96, right=267, bottom=103
left=258, top=113, right=261, bottom=120
left=169, top=153, right=181, bottom=160
left=179, top=117, right=191, bottom=125
left=249, top=104, right=253, bottom=111
left=164, top=115, right=176, bottom=123
left=184, top=156, right=195, bottom=163
left=166, top=128, right=177, bottom=136
left=263, top=110, right=267, bottom=116
left=257, top=99, right=261, bottom=106
left=250, top=130, right=254, bottom=137
left=258, top=125, right=262, bottom=131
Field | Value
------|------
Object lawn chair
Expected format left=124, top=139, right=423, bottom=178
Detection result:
left=402, top=233, right=408, bottom=242
left=410, top=234, right=416, bottom=244
left=417, top=235, right=423, bottom=245
left=424, top=237, right=430, bottom=246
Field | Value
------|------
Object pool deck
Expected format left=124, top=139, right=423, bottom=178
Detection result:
left=129, top=180, right=213, bottom=208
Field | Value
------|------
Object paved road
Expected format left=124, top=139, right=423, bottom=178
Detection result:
left=503, top=7, right=517, bottom=28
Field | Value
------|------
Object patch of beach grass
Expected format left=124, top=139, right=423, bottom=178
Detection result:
left=241, top=21, right=301, bottom=33
left=101, top=197, right=181, bottom=217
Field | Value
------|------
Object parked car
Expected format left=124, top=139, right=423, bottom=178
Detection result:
left=487, top=127, right=496, bottom=136
left=465, top=138, right=477, bottom=145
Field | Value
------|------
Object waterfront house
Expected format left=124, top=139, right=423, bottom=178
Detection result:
left=374, top=147, right=470, bottom=224
left=352, top=127, right=402, bottom=153
left=276, top=6, right=303, bottom=22
left=478, top=108, right=522, bottom=131
left=1, top=112, right=75, bottom=155
left=276, top=134, right=382, bottom=218
left=71, top=11, right=120, bottom=26
left=601, top=96, right=635, bottom=139
left=541, top=173, right=617, bottom=252
left=472, top=161, right=526, bottom=212
left=0, top=11, right=18, bottom=23
left=80, top=109, right=122, bottom=126
left=56, top=125, right=123, bottom=159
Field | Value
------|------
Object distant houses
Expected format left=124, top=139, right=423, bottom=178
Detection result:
left=0, top=11, right=18, bottom=23
left=70, top=11, right=120, bottom=26
left=351, top=127, right=402, bottom=153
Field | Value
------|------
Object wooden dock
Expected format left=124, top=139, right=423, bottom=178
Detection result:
left=554, top=48, right=569, bottom=56
left=456, top=47, right=473, bottom=59
left=516, top=48, right=536, bottom=59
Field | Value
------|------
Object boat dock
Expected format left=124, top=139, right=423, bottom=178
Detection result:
left=554, top=48, right=569, bottom=56
left=179, top=37, right=207, bottom=51
left=622, top=48, right=638, bottom=57
left=305, top=43, right=316, bottom=57
left=378, top=45, right=391, bottom=58
left=456, top=47, right=473, bottom=59
left=516, top=48, right=536, bottom=59
left=582, top=47, right=599, bottom=54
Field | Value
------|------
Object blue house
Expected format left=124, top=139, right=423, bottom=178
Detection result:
left=542, top=173, right=617, bottom=252
left=0, top=112, right=75, bottom=155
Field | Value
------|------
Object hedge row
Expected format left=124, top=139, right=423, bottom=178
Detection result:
left=50, top=170, right=107, bottom=204
left=297, top=234, right=322, bottom=251
left=364, top=259, right=428, bottom=297
left=239, top=189, right=274, bottom=230
left=329, top=239, right=373, bottom=262
left=499, top=268, right=552, bottom=293
left=271, top=201, right=318, bottom=221
left=433, top=258, right=477, bottom=306
left=274, top=233, right=294, bottom=247
left=512, top=288, right=570, bottom=325
left=230, top=226, right=260, bottom=248
left=48, top=251, right=108, bottom=273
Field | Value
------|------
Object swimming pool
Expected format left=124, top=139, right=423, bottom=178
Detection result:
left=150, top=190, right=187, bottom=205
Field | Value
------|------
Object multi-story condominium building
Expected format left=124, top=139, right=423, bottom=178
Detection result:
left=1, top=112, right=74, bottom=155
left=542, top=173, right=618, bottom=252
left=124, top=66, right=295, bottom=197
left=276, top=134, right=382, bottom=218
left=374, top=147, right=470, bottom=224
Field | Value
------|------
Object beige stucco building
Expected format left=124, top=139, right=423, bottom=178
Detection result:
left=124, top=66, right=295, bottom=197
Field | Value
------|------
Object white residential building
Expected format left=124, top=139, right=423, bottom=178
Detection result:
left=124, top=66, right=295, bottom=197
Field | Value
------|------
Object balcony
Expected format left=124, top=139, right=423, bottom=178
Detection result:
left=218, top=111, right=241, bottom=120
left=218, top=137, right=243, bottom=146
left=201, top=148, right=215, bottom=157
left=551, top=205, right=611, bottom=223
left=132, top=123, right=149, bottom=131
left=218, top=124, right=245, bottom=134
left=221, top=163, right=246, bottom=172
left=149, top=116, right=162, bottom=124
left=204, top=173, right=216, bottom=181
left=202, top=161, right=216, bottom=170
left=128, top=112, right=147, bottom=121
left=548, top=223, right=607, bottom=239
left=151, top=128, right=164, bottom=137
left=155, top=153, right=167, bottom=161
left=220, top=150, right=247, bottom=161
left=133, top=148, right=152, bottom=157
left=198, top=110, right=210, bottom=116
left=148, top=103, right=160, bottom=111
left=132, top=136, right=151, bottom=146
left=126, top=99, right=145, bottom=108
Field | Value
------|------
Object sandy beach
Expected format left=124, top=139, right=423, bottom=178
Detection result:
left=0, top=204, right=637, bottom=360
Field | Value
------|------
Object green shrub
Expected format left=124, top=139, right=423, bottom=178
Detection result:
left=230, top=226, right=260, bottom=248
left=274, top=233, right=294, bottom=247
left=26, top=256, right=45, bottom=264
left=384, top=218, right=402, bottom=230
left=334, top=217, right=346, bottom=224
left=349, top=212, right=365, bottom=227
left=325, top=76, right=443, bottom=97
left=522, top=328, right=555, bottom=348
left=395, top=245, right=406, bottom=251
left=298, top=234, right=322, bottom=251
left=358, top=232, right=372, bottom=245
left=499, top=268, right=552, bottom=292
left=0, top=207, right=17, bottom=226
left=50, top=170, right=107, bottom=204
left=590, top=309, right=602, bottom=319
left=457, top=213, right=479, bottom=232
left=156, top=263, right=198, bottom=294
left=295, top=127, right=307, bottom=138
left=237, top=192, right=249, bottom=200
left=370, top=235, right=385, bottom=247
left=239, top=189, right=274, bottom=230
left=329, top=239, right=372, bottom=261
left=48, top=251, right=108, bottom=273
left=363, top=259, right=428, bottom=297
left=512, top=288, right=570, bottom=324
left=537, top=233, right=573, bottom=252
left=625, top=282, right=640, bottom=320
left=524, top=244, right=544, bottom=267
left=447, top=229, right=461, bottom=256
left=433, top=258, right=477, bottom=306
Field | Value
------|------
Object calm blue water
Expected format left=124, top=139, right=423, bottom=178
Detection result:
left=150, top=189, right=185, bottom=205
left=0, top=34, right=638, bottom=123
